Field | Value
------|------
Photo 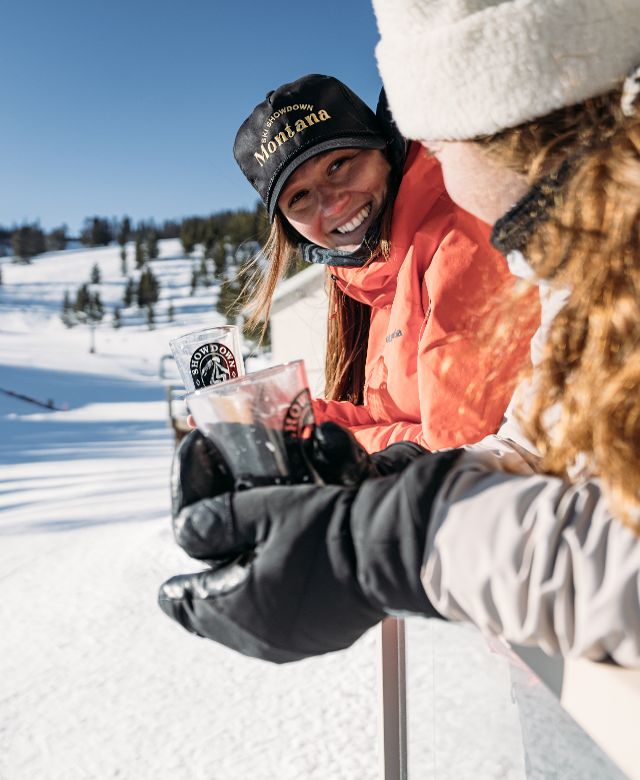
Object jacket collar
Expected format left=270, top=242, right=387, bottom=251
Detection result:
left=491, top=160, right=571, bottom=257
left=329, top=145, right=446, bottom=308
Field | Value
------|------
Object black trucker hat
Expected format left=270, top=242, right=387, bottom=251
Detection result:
left=233, top=74, right=387, bottom=220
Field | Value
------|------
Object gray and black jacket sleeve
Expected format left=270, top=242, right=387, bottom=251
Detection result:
left=422, top=445, right=640, bottom=666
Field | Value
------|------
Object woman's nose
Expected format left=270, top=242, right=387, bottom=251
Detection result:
left=317, top=187, right=349, bottom=216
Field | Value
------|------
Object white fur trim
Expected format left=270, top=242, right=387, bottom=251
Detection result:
left=373, top=0, right=640, bottom=140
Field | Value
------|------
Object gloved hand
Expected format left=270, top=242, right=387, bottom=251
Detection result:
left=171, top=424, right=427, bottom=559
left=304, top=421, right=427, bottom=485
left=369, top=439, right=429, bottom=476
left=158, top=449, right=460, bottom=663
left=171, top=427, right=234, bottom=520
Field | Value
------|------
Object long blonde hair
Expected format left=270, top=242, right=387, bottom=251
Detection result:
left=478, top=85, right=640, bottom=530
left=243, top=201, right=394, bottom=404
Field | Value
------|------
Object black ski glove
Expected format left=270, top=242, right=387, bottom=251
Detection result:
left=171, top=425, right=427, bottom=560
left=306, top=421, right=426, bottom=484
left=171, top=427, right=235, bottom=520
left=158, top=449, right=460, bottom=663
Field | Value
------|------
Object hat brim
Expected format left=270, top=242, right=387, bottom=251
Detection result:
left=268, top=135, right=387, bottom=220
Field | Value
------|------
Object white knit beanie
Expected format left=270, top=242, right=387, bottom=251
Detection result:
left=373, top=0, right=640, bottom=141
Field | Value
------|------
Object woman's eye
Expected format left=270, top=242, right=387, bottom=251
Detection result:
left=328, top=155, right=354, bottom=175
left=288, top=190, right=308, bottom=208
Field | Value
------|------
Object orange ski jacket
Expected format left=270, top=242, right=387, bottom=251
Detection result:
left=313, top=144, right=538, bottom=453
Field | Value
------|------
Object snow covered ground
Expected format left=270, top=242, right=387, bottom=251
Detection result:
left=0, top=242, right=624, bottom=779
left=0, top=242, right=384, bottom=780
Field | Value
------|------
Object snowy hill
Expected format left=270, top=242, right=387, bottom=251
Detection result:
left=0, top=241, right=385, bottom=780
left=0, top=243, right=622, bottom=779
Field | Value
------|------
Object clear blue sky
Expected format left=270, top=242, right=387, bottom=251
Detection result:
left=1, top=0, right=383, bottom=234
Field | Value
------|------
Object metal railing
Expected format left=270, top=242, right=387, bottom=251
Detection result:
left=379, top=618, right=408, bottom=780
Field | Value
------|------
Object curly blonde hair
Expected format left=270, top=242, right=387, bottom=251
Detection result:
left=478, top=86, right=640, bottom=531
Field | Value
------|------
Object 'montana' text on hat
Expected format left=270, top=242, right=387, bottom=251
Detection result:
left=233, top=74, right=386, bottom=220
left=373, top=0, right=640, bottom=141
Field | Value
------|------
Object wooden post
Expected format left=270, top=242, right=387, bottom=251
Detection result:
left=378, top=617, right=408, bottom=780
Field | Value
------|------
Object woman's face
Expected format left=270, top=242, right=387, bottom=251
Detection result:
left=277, top=148, right=391, bottom=251
left=423, top=140, right=529, bottom=227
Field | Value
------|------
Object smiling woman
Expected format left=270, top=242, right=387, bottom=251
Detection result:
left=232, top=73, right=539, bottom=452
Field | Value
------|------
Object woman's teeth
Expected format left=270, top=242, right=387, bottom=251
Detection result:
left=336, top=204, right=371, bottom=234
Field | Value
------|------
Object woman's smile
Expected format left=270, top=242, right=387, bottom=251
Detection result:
left=334, top=203, right=372, bottom=235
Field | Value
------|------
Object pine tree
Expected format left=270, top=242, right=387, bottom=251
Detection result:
left=137, top=267, right=160, bottom=306
left=113, top=306, right=122, bottom=329
left=75, top=283, right=91, bottom=313
left=146, top=231, right=159, bottom=261
left=80, top=217, right=112, bottom=247
left=117, top=216, right=131, bottom=248
left=199, top=255, right=210, bottom=286
left=135, top=237, right=145, bottom=269
left=180, top=220, right=197, bottom=256
left=137, top=273, right=148, bottom=307
left=225, top=210, right=257, bottom=245
left=202, top=221, right=218, bottom=263
left=12, top=224, right=46, bottom=263
left=120, top=247, right=128, bottom=276
left=46, top=225, right=68, bottom=252
left=90, top=263, right=101, bottom=285
left=91, top=292, right=104, bottom=321
left=212, top=241, right=226, bottom=277
left=150, top=271, right=160, bottom=302
left=167, top=300, right=175, bottom=322
left=216, top=265, right=251, bottom=323
left=190, top=266, right=198, bottom=294
left=123, top=277, right=135, bottom=307
left=160, top=219, right=180, bottom=239
left=61, top=290, right=75, bottom=328
left=253, top=202, right=270, bottom=246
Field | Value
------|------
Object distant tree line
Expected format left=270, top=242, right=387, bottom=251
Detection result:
left=178, top=205, right=269, bottom=256
left=1, top=203, right=269, bottom=264
left=5, top=200, right=291, bottom=345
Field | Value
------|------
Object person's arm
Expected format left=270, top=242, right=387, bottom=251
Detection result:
left=159, top=428, right=640, bottom=666
left=424, top=447, right=640, bottom=666
left=343, top=419, right=432, bottom=451
left=312, top=397, right=376, bottom=430
left=313, top=398, right=431, bottom=452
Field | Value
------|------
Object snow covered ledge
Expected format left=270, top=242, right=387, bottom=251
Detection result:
left=270, top=263, right=328, bottom=396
